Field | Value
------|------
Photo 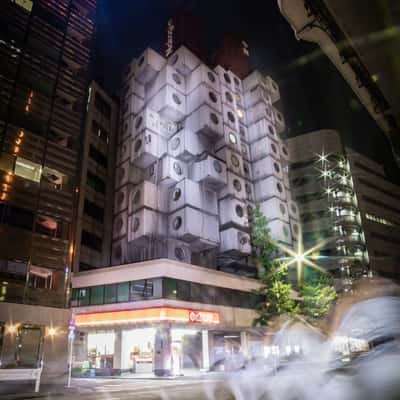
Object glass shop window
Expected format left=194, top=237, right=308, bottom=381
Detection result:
left=117, top=282, right=129, bottom=302
left=90, top=285, right=104, bottom=305
left=16, top=325, right=42, bottom=368
left=14, top=157, right=42, bottom=183
left=104, top=284, right=117, bottom=304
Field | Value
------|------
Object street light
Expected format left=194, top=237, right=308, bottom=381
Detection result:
left=6, top=324, right=17, bottom=334
left=47, top=327, right=57, bottom=337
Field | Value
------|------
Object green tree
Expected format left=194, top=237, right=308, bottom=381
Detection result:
left=251, top=208, right=299, bottom=326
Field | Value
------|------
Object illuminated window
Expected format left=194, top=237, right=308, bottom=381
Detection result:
left=365, top=213, right=398, bottom=228
left=14, top=158, right=41, bottom=183
left=12, top=0, right=33, bottom=12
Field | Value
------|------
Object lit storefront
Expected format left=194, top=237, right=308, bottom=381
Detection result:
left=71, top=259, right=264, bottom=376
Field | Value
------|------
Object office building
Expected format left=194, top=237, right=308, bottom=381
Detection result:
left=71, top=43, right=300, bottom=376
left=74, top=81, right=118, bottom=272
left=0, top=0, right=96, bottom=383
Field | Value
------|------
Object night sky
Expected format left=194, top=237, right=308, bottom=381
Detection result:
left=93, top=0, right=399, bottom=183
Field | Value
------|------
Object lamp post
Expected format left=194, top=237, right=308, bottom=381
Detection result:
left=67, top=320, right=75, bottom=388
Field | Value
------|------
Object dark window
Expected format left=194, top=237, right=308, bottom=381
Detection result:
left=81, top=230, right=102, bottom=251
left=354, top=161, right=385, bottom=179
left=84, top=199, right=104, bottom=222
left=0, top=203, right=34, bottom=231
left=92, top=120, right=110, bottom=143
left=104, top=284, right=117, bottom=303
left=89, top=145, right=108, bottom=168
left=190, top=282, right=202, bottom=303
left=90, top=285, right=104, bottom=305
left=358, top=178, right=400, bottom=202
left=86, top=172, right=106, bottom=194
left=94, top=93, right=111, bottom=120
left=129, top=279, right=153, bottom=300
left=363, top=195, right=400, bottom=215
left=164, top=278, right=177, bottom=299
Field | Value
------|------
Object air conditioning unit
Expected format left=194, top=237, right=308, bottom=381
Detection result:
left=244, top=179, right=255, bottom=202
left=121, top=94, right=144, bottom=119
left=133, top=108, right=160, bottom=138
left=229, top=70, right=243, bottom=94
left=185, top=105, right=223, bottom=141
left=244, top=85, right=271, bottom=109
left=166, top=239, right=192, bottom=263
left=290, top=220, right=300, bottom=241
left=168, top=45, right=201, bottom=76
left=168, top=128, right=206, bottom=162
left=190, top=155, right=227, bottom=189
left=157, top=155, right=187, bottom=186
left=288, top=201, right=299, bottom=220
left=238, top=124, right=248, bottom=143
left=214, top=125, right=242, bottom=154
left=115, top=161, right=144, bottom=189
left=214, top=65, right=234, bottom=91
left=116, top=137, right=131, bottom=166
left=219, top=198, right=249, bottom=229
left=221, top=87, right=236, bottom=108
left=187, top=83, right=222, bottom=115
left=250, top=136, right=280, bottom=162
left=241, top=142, right=251, bottom=161
left=272, top=106, right=285, bottom=134
left=148, top=85, right=186, bottom=122
left=159, top=117, right=178, bottom=139
left=254, top=176, right=286, bottom=202
left=146, top=65, right=186, bottom=100
left=122, top=76, right=145, bottom=100
left=128, top=181, right=158, bottom=214
left=247, top=118, right=277, bottom=144
left=131, top=131, right=167, bottom=168
left=220, top=228, right=251, bottom=255
left=246, top=102, right=274, bottom=125
left=243, top=70, right=266, bottom=93
left=243, top=161, right=253, bottom=181
left=222, top=103, right=238, bottom=131
left=269, top=220, right=292, bottom=244
left=168, top=206, right=203, bottom=242
left=168, top=179, right=202, bottom=213
left=111, top=238, right=128, bottom=265
left=135, top=48, right=166, bottom=84
left=216, top=148, right=244, bottom=177
left=113, top=211, right=128, bottom=239
left=128, top=209, right=167, bottom=244
left=258, top=198, right=289, bottom=223
left=187, top=64, right=219, bottom=94
left=114, top=184, right=133, bottom=214
left=252, top=157, right=283, bottom=181
left=218, top=171, right=246, bottom=200
left=265, top=76, right=280, bottom=103
left=279, top=141, right=290, bottom=161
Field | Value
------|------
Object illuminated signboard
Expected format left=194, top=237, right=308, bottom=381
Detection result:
left=75, top=307, right=220, bottom=327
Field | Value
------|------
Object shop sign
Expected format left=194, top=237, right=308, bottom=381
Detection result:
left=189, top=310, right=219, bottom=324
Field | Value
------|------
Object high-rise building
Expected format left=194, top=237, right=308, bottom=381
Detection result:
left=71, top=44, right=300, bottom=376
left=0, top=0, right=96, bottom=383
left=74, top=81, right=118, bottom=272
left=287, top=130, right=400, bottom=286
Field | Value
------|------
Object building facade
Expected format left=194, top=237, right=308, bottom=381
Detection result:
left=0, top=0, right=96, bottom=383
left=287, top=129, right=400, bottom=286
left=74, top=81, right=118, bottom=272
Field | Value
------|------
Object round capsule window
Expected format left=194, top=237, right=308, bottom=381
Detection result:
left=209, top=91, right=218, bottom=103
left=293, top=224, right=299, bottom=234
left=268, top=124, right=275, bottom=136
left=271, top=143, right=277, bottom=154
left=172, top=93, right=182, bottom=105
left=117, top=191, right=125, bottom=205
left=239, top=235, right=248, bottom=245
left=172, top=72, right=182, bottom=85
left=138, top=56, right=145, bottom=66
left=233, top=179, right=242, bottom=192
left=223, top=72, right=231, bottom=84
left=291, top=204, right=297, bottom=214
left=210, top=112, right=219, bottom=125
left=229, top=132, right=237, bottom=144
left=283, top=226, right=289, bottom=237
left=213, top=160, right=223, bottom=173
left=243, top=163, right=249, bottom=175
left=135, top=116, right=143, bottom=130
left=225, top=91, right=234, bottom=103
left=273, top=162, right=280, bottom=173
left=231, top=154, right=240, bottom=167
left=172, top=187, right=182, bottom=201
left=134, top=139, right=142, bottom=152
left=133, top=217, right=140, bottom=232
left=148, top=165, right=155, bottom=176
left=239, top=125, right=245, bottom=138
left=171, top=54, right=179, bottom=65
left=272, top=82, right=278, bottom=91
left=282, top=146, right=288, bottom=155
left=173, top=216, right=182, bottom=230
left=234, top=77, right=240, bottom=87
left=245, top=183, right=252, bottom=194
left=227, top=111, right=235, bottom=123
left=235, top=204, right=244, bottom=217
left=279, top=204, right=286, bottom=215
left=171, top=137, right=180, bottom=150
left=277, top=182, right=283, bottom=193
left=116, top=217, right=123, bottom=231
left=277, top=113, right=282, bottom=121
left=207, top=71, right=216, bottom=83
left=174, top=246, right=185, bottom=261
left=133, top=190, right=141, bottom=204
left=173, top=162, right=183, bottom=175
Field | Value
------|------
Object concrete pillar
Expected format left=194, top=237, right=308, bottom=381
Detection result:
left=113, top=330, right=122, bottom=371
left=240, top=331, right=249, bottom=357
left=201, top=330, right=210, bottom=370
